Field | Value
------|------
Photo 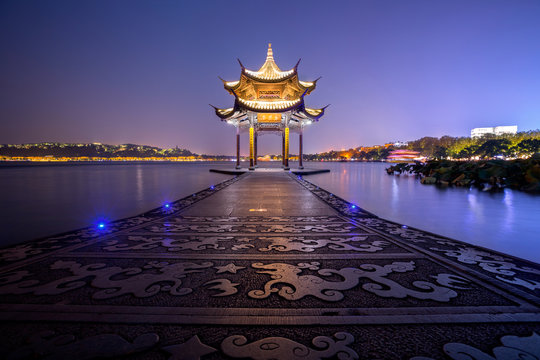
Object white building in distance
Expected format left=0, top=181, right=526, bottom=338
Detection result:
left=471, top=125, right=517, bottom=138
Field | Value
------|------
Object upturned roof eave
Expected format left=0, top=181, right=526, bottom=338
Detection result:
left=234, top=98, right=304, bottom=113
left=295, top=104, right=328, bottom=121
left=223, top=74, right=319, bottom=97
left=241, top=68, right=297, bottom=83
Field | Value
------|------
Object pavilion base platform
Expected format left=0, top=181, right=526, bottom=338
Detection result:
left=210, top=167, right=330, bottom=176
left=0, top=172, right=539, bottom=359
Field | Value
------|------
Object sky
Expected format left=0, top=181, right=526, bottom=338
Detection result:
left=1, top=0, right=539, bottom=155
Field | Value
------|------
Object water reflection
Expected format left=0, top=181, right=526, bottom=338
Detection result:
left=0, top=162, right=232, bottom=246
left=136, top=165, right=144, bottom=202
left=502, top=190, right=514, bottom=233
left=307, top=161, right=540, bottom=263
left=391, top=177, right=399, bottom=208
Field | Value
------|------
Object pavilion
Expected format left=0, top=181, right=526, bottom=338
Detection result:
left=212, top=44, right=326, bottom=170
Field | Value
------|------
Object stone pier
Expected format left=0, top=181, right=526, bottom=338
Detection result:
left=0, top=172, right=539, bottom=359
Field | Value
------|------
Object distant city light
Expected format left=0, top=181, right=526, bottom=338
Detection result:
left=164, top=203, right=171, bottom=209
left=351, top=205, right=356, bottom=209
left=97, top=222, right=106, bottom=229
left=210, top=185, right=215, bottom=190
left=402, top=225, right=408, bottom=229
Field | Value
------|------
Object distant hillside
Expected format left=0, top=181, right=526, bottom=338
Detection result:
left=0, top=143, right=198, bottom=158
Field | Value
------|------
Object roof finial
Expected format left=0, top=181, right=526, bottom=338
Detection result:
left=266, top=43, right=274, bottom=61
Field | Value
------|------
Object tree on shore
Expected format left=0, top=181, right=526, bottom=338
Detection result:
left=404, top=130, right=540, bottom=160
left=513, top=139, right=540, bottom=157
left=474, top=139, right=511, bottom=159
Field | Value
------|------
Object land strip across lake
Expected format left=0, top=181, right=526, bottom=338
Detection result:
left=0, top=171, right=539, bottom=359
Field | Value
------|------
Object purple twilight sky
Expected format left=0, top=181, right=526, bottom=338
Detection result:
left=1, top=0, right=540, bottom=155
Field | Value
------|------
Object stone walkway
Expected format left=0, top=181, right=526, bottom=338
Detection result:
left=0, top=172, right=539, bottom=359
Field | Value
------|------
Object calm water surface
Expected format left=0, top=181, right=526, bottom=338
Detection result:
left=1, top=161, right=539, bottom=263
left=307, top=162, right=540, bottom=263
left=0, top=162, right=231, bottom=246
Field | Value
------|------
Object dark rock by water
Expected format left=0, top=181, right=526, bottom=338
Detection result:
left=386, top=155, right=540, bottom=193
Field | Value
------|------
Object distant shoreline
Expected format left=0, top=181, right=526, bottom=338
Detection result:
left=0, top=160, right=234, bottom=168
left=0, top=159, right=383, bottom=168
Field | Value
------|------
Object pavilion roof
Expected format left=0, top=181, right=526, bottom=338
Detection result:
left=294, top=105, right=328, bottom=121
left=222, top=44, right=317, bottom=94
left=241, top=44, right=296, bottom=81
left=214, top=44, right=325, bottom=121
left=212, top=103, right=328, bottom=121
left=236, top=98, right=302, bottom=112
left=222, top=73, right=318, bottom=96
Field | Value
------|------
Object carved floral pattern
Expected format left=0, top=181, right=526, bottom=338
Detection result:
left=146, top=223, right=360, bottom=234
left=354, top=219, right=444, bottom=244
left=204, top=279, right=240, bottom=297
left=430, top=247, right=540, bottom=290
left=104, top=235, right=389, bottom=253
left=411, top=332, right=540, bottom=360
left=256, top=224, right=359, bottom=234
left=0, top=260, right=213, bottom=299
left=258, top=236, right=389, bottom=252
left=169, top=216, right=343, bottom=223
left=162, top=335, right=217, bottom=360
left=148, top=224, right=243, bottom=233
left=221, top=332, right=358, bottom=360
left=7, top=331, right=159, bottom=360
left=0, top=243, right=64, bottom=262
left=103, top=236, right=234, bottom=252
left=248, top=261, right=459, bottom=302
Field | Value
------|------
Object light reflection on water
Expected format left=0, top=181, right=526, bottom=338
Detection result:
left=136, top=165, right=144, bottom=202
left=0, top=162, right=232, bottom=247
left=306, top=161, right=540, bottom=263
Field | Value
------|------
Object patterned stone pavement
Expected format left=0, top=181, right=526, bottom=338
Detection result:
left=0, top=172, right=539, bottom=359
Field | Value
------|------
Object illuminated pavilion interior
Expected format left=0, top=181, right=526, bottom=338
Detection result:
left=212, top=44, right=326, bottom=170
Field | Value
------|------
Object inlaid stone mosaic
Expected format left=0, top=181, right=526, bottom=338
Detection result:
left=1, top=322, right=538, bottom=360
left=71, top=234, right=411, bottom=255
left=140, top=222, right=365, bottom=235
left=0, top=257, right=518, bottom=309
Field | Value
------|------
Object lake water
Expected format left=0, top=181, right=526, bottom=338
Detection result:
left=306, top=162, right=540, bottom=263
left=1, top=161, right=539, bottom=263
left=0, top=162, right=232, bottom=246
